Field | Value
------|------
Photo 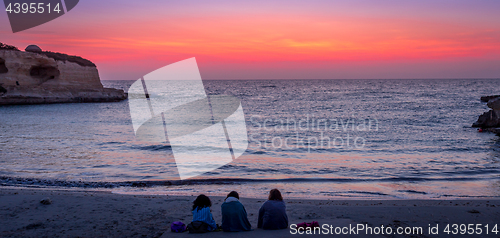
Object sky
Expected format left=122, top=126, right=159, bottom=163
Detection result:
left=1, top=0, right=500, bottom=80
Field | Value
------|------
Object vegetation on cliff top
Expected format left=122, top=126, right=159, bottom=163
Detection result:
left=0, top=42, right=95, bottom=67
left=37, top=51, right=96, bottom=67
left=0, top=43, right=20, bottom=51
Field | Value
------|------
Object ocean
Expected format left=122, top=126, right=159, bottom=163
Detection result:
left=1, top=79, right=500, bottom=199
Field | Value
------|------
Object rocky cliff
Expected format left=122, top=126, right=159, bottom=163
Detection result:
left=473, top=95, right=500, bottom=133
left=0, top=44, right=126, bottom=105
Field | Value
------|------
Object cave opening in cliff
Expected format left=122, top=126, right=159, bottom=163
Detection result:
left=0, top=58, right=7, bottom=74
left=29, top=65, right=60, bottom=82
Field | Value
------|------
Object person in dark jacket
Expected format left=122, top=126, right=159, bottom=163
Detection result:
left=221, top=191, right=252, bottom=232
left=258, top=189, right=288, bottom=230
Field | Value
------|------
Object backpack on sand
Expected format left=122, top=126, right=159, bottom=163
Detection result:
left=187, top=221, right=210, bottom=233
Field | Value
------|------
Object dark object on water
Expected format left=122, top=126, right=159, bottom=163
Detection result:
left=16, top=81, right=19, bottom=86
left=475, top=127, right=500, bottom=135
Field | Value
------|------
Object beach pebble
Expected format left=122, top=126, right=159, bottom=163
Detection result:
left=40, top=197, right=52, bottom=205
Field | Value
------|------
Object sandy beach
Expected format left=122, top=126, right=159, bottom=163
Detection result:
left=1, top=187, right=499, bottom=237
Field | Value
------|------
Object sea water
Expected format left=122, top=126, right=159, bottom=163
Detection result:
left=1, top=79, right=500, bottom=199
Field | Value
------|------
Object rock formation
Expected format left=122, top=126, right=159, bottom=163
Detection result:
left=0, top=43, right=126, bottom=105
left=473, top=95, right=500, bottom=133
left=25, top=45, right=42, bottom=53
left=480, top=95, right=500, bottom=103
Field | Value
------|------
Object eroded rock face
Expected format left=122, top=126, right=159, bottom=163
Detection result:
left=473, top=96, right=500, bottom=128
left=0, top=57, right=7, bottom=74
left=473, top=110, right=500, bottom=128
left=0, top=50, right=103, bottom=88
left=0, top=48, right=126, bottom=105
left=487, top=98, right=500, bottom=111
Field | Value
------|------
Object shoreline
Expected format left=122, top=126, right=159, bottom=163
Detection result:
left=1, top=187, right=499, bottom=237
left=2, top=176, right=500, bottom=201
left=3, top=179, right=500, bottom=201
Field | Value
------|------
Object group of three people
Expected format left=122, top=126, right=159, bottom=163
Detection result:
left=191, top=189, right=288, bottom=232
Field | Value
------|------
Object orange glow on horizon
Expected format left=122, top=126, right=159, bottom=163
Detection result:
left=2, top=1, right=499, bottom=79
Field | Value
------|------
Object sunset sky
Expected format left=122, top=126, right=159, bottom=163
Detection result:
left=1, top=0, right=499, bottom=80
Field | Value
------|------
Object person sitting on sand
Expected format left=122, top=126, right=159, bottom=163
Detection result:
left=221, top=191, right=252, bottom=232
left=191, top=194, right=217, bottom=231
left=258, top=189, right=288, bottom=230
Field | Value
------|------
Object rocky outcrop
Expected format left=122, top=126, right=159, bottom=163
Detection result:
left=0, top=44, right=126, bottom=105
left=473, top=96, right=500, bottom=131
left=480, top=95, right=500, bottom=102
left=487, top=98, right=500, bottom=110
left=0, top=86, right=127, bottom=104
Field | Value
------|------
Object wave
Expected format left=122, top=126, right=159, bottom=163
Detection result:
left=0, top=176, right=493, bottom=189
left=131, top=145, right=172, bottom=151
